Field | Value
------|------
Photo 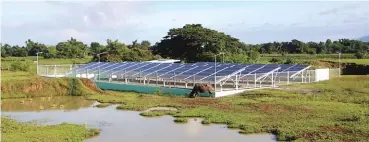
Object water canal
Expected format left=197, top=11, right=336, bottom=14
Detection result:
left=1, top=96, right=276, bottom=142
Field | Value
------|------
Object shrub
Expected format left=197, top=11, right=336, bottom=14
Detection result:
left=10, top=61, right=30, bottom=72
left=269, top=57, right=282, bottom=63
left=354, top=52, right=365, bottom=59
left=154, top=89, right=164, bottom=96
left=284, top=58, right=295, bottom=64
left=174, top=118, right=188, bottom=123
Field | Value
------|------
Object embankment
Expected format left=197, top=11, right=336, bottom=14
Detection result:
left=1, top=77, right=103, bottom=99
left=315, top=60, right=369, bottom=75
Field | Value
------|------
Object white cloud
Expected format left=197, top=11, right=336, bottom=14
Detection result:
left=1, top=1, right=369, bottom=45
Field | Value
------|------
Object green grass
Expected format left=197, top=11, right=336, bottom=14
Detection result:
left=259, top=54, right=369, bottom=66
left=94, top=103, right=110, bottom=108
left=174, top=118, right=188, bottom=123
left=1, top=117, right=100, bottom=142
left=87, top=76, right=369, bottom=141
left=322, top=59, right=369, bottom=65
left=1, top=56, right=93, bottom=65
left=139, top=110, right=178, bottom=117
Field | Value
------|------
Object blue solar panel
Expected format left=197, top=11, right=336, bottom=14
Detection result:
left=74, top=61, right=310, bottom=81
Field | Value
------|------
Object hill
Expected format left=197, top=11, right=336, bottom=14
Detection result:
left=359, top=35, right=369, bottom=42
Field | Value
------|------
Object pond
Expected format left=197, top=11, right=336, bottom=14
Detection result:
left=1, top=96, right=276, bottom=142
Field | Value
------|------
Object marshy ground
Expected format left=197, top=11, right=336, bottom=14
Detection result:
left=86, top=75, right=369, bottom=141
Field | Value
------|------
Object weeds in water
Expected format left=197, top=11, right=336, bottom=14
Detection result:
left=139, top=110, right=177, bottom=117
left=174, top=118, right=188, bottom=123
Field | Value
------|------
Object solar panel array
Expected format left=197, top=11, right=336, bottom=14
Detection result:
left=75, top=62, right=310, bottom=81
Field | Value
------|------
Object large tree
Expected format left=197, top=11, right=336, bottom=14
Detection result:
left=25, top=39, right=48, bottom=56
left=152, top=24, right=250, bottom=62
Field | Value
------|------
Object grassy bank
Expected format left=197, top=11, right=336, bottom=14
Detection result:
left=1, top=117, right=99, bottom=142
left=87, top=76, right=369, bottom=141
left=1, top=70, right=101, bottom=99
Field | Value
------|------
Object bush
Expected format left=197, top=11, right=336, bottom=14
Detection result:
left=154, top=89, right=164, bottom=96
left=284, top=58, right=295, bottom=64
left=269, top=58, right=282, bottom=63
left=10, top=61, right=30, bottom=72
left=354, top=52, right=365, bottom=59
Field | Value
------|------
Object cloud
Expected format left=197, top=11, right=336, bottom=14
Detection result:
left=2, top=1, right=369, bottom=45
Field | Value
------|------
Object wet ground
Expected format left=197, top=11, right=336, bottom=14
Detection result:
left=1, top=96, right=276, bottom=142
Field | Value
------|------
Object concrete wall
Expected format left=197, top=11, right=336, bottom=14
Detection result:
left=95, top=81, right=212, bottom=97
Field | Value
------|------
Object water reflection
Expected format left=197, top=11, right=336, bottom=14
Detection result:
left=1, top=96, right=94, bottom=112
left=2, top=98, right=276, bottom=142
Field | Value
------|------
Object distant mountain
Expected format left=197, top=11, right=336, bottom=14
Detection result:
left=358, top=35, right=369, bottom=42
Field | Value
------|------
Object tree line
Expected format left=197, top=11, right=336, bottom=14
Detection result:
left=1, top=24, right=369, bottom=63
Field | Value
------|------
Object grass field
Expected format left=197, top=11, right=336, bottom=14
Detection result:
left=1, top=117, right=99, bottom=142
left=259, top=54, right=369, bottom=65
left=322, top=59, right=369, bottom=65
left=87, top=76, right=369, bottom=141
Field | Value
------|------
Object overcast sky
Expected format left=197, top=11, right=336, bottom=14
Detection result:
left=1, top=0, right=369, bottom=46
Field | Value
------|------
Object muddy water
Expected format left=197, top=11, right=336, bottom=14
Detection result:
left=2, top=97, right=276, bottom=142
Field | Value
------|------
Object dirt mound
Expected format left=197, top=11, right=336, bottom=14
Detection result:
left=79, top=78, right=104, bottom=94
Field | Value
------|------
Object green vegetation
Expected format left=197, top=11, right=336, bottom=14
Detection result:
left=95, top=103, right=110, bottom=108
left=1, top=76, right=99, bottom=99
left=1, top=117, right=99, bottom=142
left=2, top=24, right=368, bottom=64
left=139, top=110, right=178, bottom=117
left=174, top=118, right=188, bottom=123
left=87, top=76, right=369, bottom=141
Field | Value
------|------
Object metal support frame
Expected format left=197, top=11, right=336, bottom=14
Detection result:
left=216, top=67, right=247, bottom=84
left=255, top=67, right=281, bottom=81
left=238, top=64, right=268, bottom=79
left=197, top=65, right=233, bottom=81
left=289, top=65, right=312, bottom=78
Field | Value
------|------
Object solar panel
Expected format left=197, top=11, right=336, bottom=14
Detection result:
left=74, top=61, right=310, bottom=83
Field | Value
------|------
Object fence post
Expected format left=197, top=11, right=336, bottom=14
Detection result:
left=308, top=70, right=311, bottom=83
left=54, top=65, right=57, bottom=78
left=301, top=71, right=304, bottom=83
left=156, top=72, right=158, bottom=86
left=173, top=72, right=176, bottom=87
left=287, top=71, right=290, bottom=85
left=85, top=69, right=88, bottom=79
left=124, top=70, right=127, bottom=84
left=254, top=73, right=257, bottom=88
left=46, top=66, right=49, bottom=76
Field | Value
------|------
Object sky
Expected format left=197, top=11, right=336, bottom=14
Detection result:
left=1, top=0, right=369, bottom=46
